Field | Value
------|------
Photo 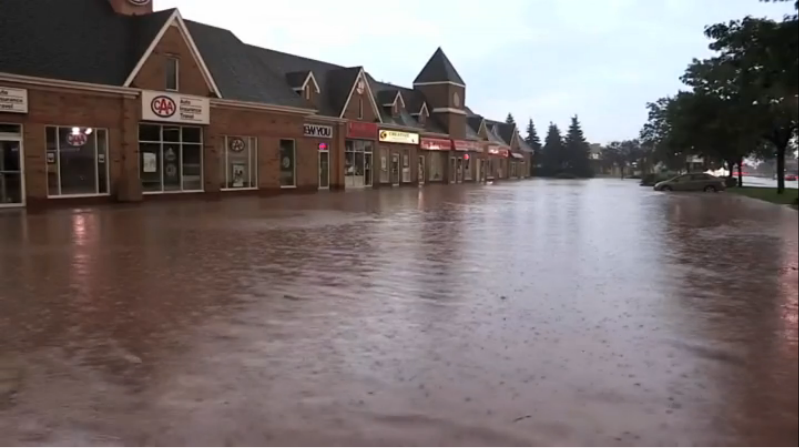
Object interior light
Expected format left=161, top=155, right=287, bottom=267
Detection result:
left=84, top=128, right=93, bottom=135
left=71, top=127, right=80, bottom=135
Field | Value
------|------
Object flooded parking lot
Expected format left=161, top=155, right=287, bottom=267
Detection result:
left=1, top=179, right=797, bottom=446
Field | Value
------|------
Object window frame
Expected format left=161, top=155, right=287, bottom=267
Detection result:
left=166, top=57, right=180, bottom=92
left=222, top=136, right=258, bottom=191
left=138, top=124, right=204, bottom=194
left=44, top=125, right=110, bottom=199
left=278, top=138, right=297, bottom=189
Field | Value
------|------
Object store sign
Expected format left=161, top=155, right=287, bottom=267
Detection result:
left=229, top=137, right=246, bottom=153
left=347, top=121, right=377, bottom=140
left=379, top=129, right=419, bottom=145
left=420, top=138, right=452, bottom=151
left=304, top=123, right=333, bottom=139
left=487, top=145, right=510, bottom=157
left=66, top=132, right=88, bottom=147
left=141, top=91, right=210, bottom=125
left=453, top=140, right=482, bottom=152
left=0, top=87, right=28, bottom=114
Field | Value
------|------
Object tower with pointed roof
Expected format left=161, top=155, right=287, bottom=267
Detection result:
left=413, top=48, right=466, bottom=140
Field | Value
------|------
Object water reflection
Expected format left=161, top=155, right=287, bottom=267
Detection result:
left=0, top=181, right=796, bottom=445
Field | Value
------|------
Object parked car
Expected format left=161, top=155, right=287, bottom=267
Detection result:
left=654, top=173, right=726, bottom=192
left=786, top=174, right=798, bottom=181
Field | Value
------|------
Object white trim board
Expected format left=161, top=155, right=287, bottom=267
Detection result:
left=292, top=71, right=321, bottom=94
left=338, top=68, right=383, bottom=123
left=431, top=107, right=466, bottom=115
left=412, top=81, right=466, bottom=89
left=123, top=10, right=222, bottom=98
left=410, top=102, right=429, bottom=117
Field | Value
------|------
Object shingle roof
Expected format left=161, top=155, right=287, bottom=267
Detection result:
left=248, top=46, right=349, bottom=116
left=0, top=0, right=148, bottom=85
left=284, top=71, right=311, bottom=89
left=485, top=119, right=515, bottom=146
left=413, top=47, right=465, bottom=85
left=185, top=21, right=308, bottom=107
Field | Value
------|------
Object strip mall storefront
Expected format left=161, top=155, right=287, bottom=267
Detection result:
left=419, top=137, right=450, bottom=183
left=486, top=145, right=510, bottom=180
left=377, top=129, right=419, bottom=186
left=509, top=151, right=525, bottom=179
left=452, top=140, right=484, bottom=183
left=345, top=122, right=377, bottom=189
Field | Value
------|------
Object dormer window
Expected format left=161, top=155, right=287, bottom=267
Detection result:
left=304, top=85, right=311, bottom=100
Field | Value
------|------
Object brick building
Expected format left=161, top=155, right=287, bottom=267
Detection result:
left=0, top=0, right=532, bottom=210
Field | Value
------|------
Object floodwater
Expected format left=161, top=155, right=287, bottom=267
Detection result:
left=1, top=180, right=797, bottom=446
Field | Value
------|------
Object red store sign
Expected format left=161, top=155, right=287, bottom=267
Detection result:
left=347, top=122, right=378, bottom=140
left=453, top=140, right=482, bottom=152
left=487, top=145, right=510, bottom=158
left=420, top=138, right=452, bottom=150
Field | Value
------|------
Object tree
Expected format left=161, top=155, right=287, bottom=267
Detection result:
left=563, top=115, right=594, bottom=177
left=541, top=123, right=564, bottom=176
left=505, top=113, right=516, bottom=127
left=601, top=142, right=627, bottom=178
left=524, top=119, right=542, bottom=155
left=696, top=16, right=798, bottom=192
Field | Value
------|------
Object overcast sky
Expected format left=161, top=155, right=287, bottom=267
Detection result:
left=156, top=0, right=787, bottom=144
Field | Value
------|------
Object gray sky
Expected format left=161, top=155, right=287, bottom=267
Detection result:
left=156, top=0, right=788, bottom=144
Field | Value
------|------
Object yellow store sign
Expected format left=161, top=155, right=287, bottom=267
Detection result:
left=379, top=129, right=419, bottom=145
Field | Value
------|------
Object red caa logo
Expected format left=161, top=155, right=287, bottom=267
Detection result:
left=151, top=95, right=177, bottom=118
left=67, top=133, right=88, bottom=147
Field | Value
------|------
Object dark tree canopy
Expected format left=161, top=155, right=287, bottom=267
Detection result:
left=505, top=113, right=516, bottom=127
left=563, top=116, right=594, bottom=177
left=524, top=119, right=542, bottom=154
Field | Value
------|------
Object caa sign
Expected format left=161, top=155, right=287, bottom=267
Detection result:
left=141, top=91, right=210, bottom=124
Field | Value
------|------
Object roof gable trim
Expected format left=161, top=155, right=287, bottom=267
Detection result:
left=123, top=10, right=221, bottom=97
left=413, top=80, right=466, bottom=89
left=292, top=71, right=321, bottom=94
left=338, top=68, right=383, bottom=123
left=411, top=102, right=429, bottom=117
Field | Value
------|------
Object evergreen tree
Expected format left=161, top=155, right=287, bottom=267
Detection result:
left=505, top=113, right=516, bottom=127
left=541, top=123, right=564, bottom=176
left=524, top=119, right=542, bottom=154
left=563, top=115, right=594, bottom=177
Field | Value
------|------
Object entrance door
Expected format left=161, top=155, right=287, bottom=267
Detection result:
left=0, top=137, right=24, bottom=207
left=475, top=159, right=482, bottom=182
left=418, top=155, right=426, bottom=185
left=456, top=159, right=464, bottom=183
left=449, top=157, right=456, bottom=184
left=318, top=150, right=330, bottom=190
left=390, top=153, right=400, bottom=186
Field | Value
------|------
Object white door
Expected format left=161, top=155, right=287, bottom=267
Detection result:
left=0, top=133, right=24, bottom=208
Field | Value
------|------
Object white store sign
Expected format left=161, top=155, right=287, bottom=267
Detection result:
left=141, top=90, right=210, bottom=125
left=304, top=123, right=333, bottom=139
left=0, top=87, right=28, bottom=114
left=379, top=129, right=419, bottom=145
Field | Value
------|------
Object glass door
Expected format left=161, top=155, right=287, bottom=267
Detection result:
left=418, top=155, right=425, bottom=185
left=390, top=153, right=400, bottom=186
left=0, top=138, right=24, bottom=207
left=364, top=152, right=373, bottom=187
left=456, top=158, right=464, bottom=183
left=449, top=157, right=456, bottom=184
left=318, top=150, right=330, bottom=189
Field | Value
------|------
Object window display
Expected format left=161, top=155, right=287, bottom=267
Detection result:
left=46, top=126, right=108, bottom=197
left=279, top=139, right=295, bottom=187
left=138, top=125, right=203, bottom=193
left=223, top=136, right=257, bottom=189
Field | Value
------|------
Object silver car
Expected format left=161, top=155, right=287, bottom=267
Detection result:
left=654, top=173, right=726, bottom=192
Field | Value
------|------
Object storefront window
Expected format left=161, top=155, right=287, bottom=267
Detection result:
left=464, top=157, right=472, bottom=181
left=279, top=139, right=296, bottom=187
left=345, top=140, right=373, bottom=188
left=427, top=152, right=445, bottom=182
left=223, top=136, right=257, bottom=190
left=139, top=124, right=203, bottom=193
left=46, top=126, right=109, bottom=197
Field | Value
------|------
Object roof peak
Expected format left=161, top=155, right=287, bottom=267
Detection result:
left=413, top=47, right=465, bottom=86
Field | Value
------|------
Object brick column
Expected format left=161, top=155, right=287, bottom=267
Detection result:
left=116, top=96, right=142, bottom=202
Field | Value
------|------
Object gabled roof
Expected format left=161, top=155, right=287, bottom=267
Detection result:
left=482, top=119, right=511, bottom=146
left=467, top=116, right=485, bottom=135
left=0, top=0, right=145, bottom=85
left=485, top=119, right=516, bottom=146
left=368, top=76, right=447, bottom=134
left=413, top=47, right=465, bottom=86
left=125, top=11, right=221, bottom=96
left=186, top=22, right=307, bottom=107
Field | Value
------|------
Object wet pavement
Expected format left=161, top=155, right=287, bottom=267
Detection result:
left=1, top=179, right=797, bottom=446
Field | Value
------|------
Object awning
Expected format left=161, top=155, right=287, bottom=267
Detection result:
left=420, top=137, right=452, bottom=150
